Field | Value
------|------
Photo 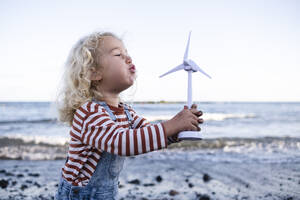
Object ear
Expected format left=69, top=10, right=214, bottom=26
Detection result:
left=87, top=67, right=102, bottom=81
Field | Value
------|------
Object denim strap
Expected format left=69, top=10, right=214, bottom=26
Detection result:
left=94, top=101, right=117, bottom=121
left=123, top=104, right=133, bottom=123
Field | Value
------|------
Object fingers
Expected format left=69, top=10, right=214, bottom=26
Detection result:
left=191, top=120, right=201, bottom=131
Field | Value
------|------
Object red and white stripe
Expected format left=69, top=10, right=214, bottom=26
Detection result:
left=62, top=101, right=167, bottom=186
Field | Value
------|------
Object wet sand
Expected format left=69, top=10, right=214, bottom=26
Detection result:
left=0, top=150, right=299, bottom=200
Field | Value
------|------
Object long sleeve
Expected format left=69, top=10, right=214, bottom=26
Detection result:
left=71, top=102, right=168, bottom=157
left=128, top=107, right=179, bottom=145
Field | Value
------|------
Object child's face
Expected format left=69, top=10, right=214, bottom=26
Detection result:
left=97, top=36, right=136, bottom=93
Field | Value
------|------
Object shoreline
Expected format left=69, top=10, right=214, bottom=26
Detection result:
left=0, top=149, right=299, bottom=200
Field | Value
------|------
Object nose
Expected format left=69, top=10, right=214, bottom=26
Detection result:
left=125, top=55, right=132, bottom=64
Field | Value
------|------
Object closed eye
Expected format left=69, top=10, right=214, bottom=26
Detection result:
left=114, top=54, right=121, bottom=56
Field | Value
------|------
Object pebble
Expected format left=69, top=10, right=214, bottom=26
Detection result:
left=169, top=189, right=179, bottom=196
left=143, top=183, right=155, bottom=187
left=0, top=179, right=9, bottom=189
left=156, top=175, right=163, bottom=182
left=20, top=184, right=28, bottom=191
left=203, top=173, right=211, bottom=182
left=128, top=179, right=140, bottom=185
left=28, top=173, right=40, bottom=177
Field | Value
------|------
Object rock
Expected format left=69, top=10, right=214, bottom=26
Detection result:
left=0, top=179, right=9, bottom=189
left=203, top=173, right=211, bottom=182
left=169, top=189, right=179, bottom=196
left=143, top=183, right=155, bottom=187
left=12, top=181, right=17, bottom=186
left=188, top=183, right=194, bottom=188
left=0, top=169, right=6, bottom=173
left=5, top=172, right=14, bottom=176
left=198, top=194, right=210, bottom=200
left=17, top=174, right=24, bottom=178
left=156, top=175, right=163, bottom=182
left=34, top=182, right=41, bottom=188
left=20, top=184, right=28, bottom=190
left=28, top=173, right=40, bottom=177
left=128, top=179, right=140, bottom=185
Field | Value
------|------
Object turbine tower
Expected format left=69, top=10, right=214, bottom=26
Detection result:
left=159, top=31, right=212, bottom=140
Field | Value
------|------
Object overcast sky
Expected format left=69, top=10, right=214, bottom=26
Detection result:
left=1, top=0, right=299, bottom=102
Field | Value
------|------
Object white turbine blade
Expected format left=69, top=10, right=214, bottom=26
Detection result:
left=189, top=60, right=212, bottom=79
left=183, top=31, right=192, bottom=61
left=159, top=64, right=185, bottom=78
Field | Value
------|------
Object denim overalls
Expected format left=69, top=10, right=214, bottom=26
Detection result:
left=55, top=101, right=133, bottom=200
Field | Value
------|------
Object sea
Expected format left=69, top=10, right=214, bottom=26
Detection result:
left=0, top=101, right=300, bottom=162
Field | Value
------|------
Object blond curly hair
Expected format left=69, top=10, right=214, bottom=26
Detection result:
left=56, top=31, right=121, bottom=125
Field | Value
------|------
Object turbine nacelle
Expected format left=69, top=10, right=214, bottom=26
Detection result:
left=184, top=59, right=198, bottom=72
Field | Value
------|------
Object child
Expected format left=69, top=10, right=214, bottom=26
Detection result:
left=55, top=31, right=203, bottom=200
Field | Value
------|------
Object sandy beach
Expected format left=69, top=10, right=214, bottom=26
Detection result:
left=0, top=143, right=299, bottom=200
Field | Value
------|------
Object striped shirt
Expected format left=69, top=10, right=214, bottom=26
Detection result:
left=62, top=101, right=168, bottom=186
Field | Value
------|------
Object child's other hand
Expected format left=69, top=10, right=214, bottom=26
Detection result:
left=163, top=105, right=204, bottom=137
left=190, top=104, right=204, bottom=120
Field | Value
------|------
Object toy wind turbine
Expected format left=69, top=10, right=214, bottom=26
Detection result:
left=159, top=31, right=212, bottom=140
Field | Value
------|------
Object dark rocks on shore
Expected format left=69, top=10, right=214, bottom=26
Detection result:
left=156, top=175, right=163, bottom=182
left=188, top=183, right=194, bottom=188
left=128, top=179, right=140, bottom=185
left=0, top=179, right=9, bottom=189
left=20, top=184, right=28, bottom=191
left=5, top=172, right=14, bottom=176
left=203, top=173, right=211, bottom=182
left=28, top=173, right=40, bottom=177
left=196, top=193, right=211, bottom=200
left=17, top=174, right=24, bottom=178
left=143, top=183, right=155, bottom=187
left=0, top=169, right=6, bottom=173
left=169, top=189, right=179, bottom=196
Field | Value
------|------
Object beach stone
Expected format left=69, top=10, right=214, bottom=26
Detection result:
left=12, top=181, right=17, bottom=186
left=34, top=182, right=41, bottom=188
left=0, top=179, right=9, bottom=189
left=5, top=172, right=14, bottom=176
left=188, top=183, right=194, bottom=188
left=169, top=189, right=179, bottom=196
left=203, top=173, right=211, bottom=182
left=20, top=184, right=28, bottom=190
left=128, top=179, right=140, bottom=185
left=156, top=175, right=163, bottom=182
left=17, top=174, right=24, bottom=178
left=28, top=173, right=40, bottom=177
left=0, top=169, right=6, bottom=173
left=143, top=183, right=155, bottom=187
left=198, top=194, right=210, bottom=200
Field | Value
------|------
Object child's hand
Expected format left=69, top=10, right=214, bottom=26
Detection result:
left=190, top=103, right=204, bottom=119
left=162, top=104, right=203, bottom=137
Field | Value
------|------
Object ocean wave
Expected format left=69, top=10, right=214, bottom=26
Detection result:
left=1, top=136, right=300, bottom=160
left=169, top=137, right=300, bottom=152
left=0, top=118, right=57, bottom=124
left=146, top=113, right=257, bottom=122
left=0, top=113, right=256, bottom=125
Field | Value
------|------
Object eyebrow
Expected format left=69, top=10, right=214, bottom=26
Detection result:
left=109, top=47, right=128, bottom=53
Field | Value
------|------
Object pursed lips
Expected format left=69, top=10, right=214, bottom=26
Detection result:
left=129, top=65, right=136, bottom=73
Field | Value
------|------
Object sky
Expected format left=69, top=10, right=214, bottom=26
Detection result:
left=0, top=0, right=299, bottom=102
